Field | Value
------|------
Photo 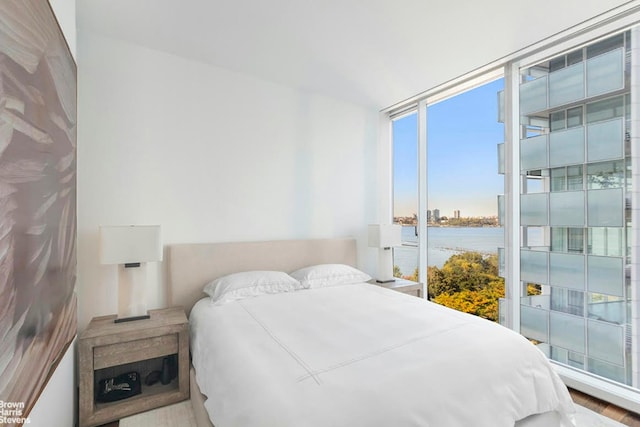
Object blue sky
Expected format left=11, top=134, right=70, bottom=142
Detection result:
left=393, top=78, right=505, bottom=218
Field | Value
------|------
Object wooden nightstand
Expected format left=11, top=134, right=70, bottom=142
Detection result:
left=79, top=307, right=190, bottom=427
left=373, top=278, right=424, bottom=297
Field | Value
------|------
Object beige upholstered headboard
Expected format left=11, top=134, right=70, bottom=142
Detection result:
left=166, top=238, right=357, bottom=315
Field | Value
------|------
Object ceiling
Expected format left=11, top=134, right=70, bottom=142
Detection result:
left=77, top=0, right=634, bottom=110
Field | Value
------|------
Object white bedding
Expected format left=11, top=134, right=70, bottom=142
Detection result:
left=190, top=283, right=576, bottom=427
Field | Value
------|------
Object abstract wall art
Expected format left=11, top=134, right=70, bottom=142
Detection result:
left=0, top=0, right=77, bottom=423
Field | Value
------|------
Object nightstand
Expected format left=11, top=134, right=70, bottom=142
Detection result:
left=373, top=278, right=423, bottom=298
left=79, top=307, right=190, bottom=427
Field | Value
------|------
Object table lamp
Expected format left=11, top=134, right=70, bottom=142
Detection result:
left=99, top=225, right=162, bottom=322
left=368, top=224, right=402, bottom=283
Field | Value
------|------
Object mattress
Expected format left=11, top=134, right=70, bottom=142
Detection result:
left=190, top=283, right=576, bottom=427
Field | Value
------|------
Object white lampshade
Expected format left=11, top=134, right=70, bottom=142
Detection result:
left=99, top=225, right=163, bottom=265
left=368, top=224, right=402, bottom=249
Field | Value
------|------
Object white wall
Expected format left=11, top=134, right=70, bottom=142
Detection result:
left=50, top=0, right=76, bottom=59
left=28, top=339, right=76, bottom=427
left=77, top=32, right=380, bottom=330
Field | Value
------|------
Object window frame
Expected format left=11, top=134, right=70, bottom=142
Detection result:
left=385, top=4, right=640, bottom=413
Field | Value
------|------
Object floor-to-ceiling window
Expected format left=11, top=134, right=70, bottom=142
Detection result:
left=425, top=80, right=505, bottom=321
left=392, top=113, right=419, bottom=281
left=388, top=15, right=640, bottom=408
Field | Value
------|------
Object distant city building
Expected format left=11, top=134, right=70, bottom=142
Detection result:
left=433, top=209, right=440, bottom=222
left=454, top=210, right=461, bottom=219
left=426, top=210, right=432, bottom=223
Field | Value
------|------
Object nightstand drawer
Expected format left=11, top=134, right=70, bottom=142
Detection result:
left=94, top=334, right=178, bottom=369
left=398, top=286, right=422, bottom=297
left=373, top=279, right=423, bottom=298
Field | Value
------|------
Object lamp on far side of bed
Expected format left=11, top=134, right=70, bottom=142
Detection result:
left=99, top=225, right=163, bottom=323
left=368, top=224, right=402, bottom=283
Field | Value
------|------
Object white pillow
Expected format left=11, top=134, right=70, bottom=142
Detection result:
left=289, top=264, right=371, bottom=288
left=203, top=271, right=304, bottom=305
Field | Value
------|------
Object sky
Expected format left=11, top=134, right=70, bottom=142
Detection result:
left=393, top=78, right=505, bottom=218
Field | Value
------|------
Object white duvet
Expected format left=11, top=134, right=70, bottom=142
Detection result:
left=190, top=283, right=576, bottom=427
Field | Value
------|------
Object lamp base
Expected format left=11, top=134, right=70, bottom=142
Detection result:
left=114, top=314, right=150, bottom=323
left=375, top=278, right=397, bottom=284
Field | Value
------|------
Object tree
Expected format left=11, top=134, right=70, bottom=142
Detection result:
left=428, top=251, right=505, bottom=322
left=432, top=279, right=505, bottom=321
left=394, top=251, right=506, bottom=322
left=427, top=251, right=498, bottom=297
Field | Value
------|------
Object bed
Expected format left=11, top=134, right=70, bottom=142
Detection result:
left=166, top=238, right=576, bottom=427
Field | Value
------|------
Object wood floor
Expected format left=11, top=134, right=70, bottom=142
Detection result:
left=96, top=390, right=640, bottom=427
left=569, top=388, right=640, bottom=426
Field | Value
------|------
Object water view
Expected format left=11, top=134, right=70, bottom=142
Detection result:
left=394, top=226, right=504, bottom=277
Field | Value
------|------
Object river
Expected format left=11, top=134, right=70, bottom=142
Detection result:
left=393, top=226, right=504, bottom=277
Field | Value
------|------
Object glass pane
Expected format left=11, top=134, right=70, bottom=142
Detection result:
left=521, top=193, right=548, bottom=226
left=525, top=226, right=546, bottom=247
left=521, top=305, right=549, bottom=342
left=392, top=113, right=418, bottom=281
left=587, top=255, right=624, bottom=297
left=567, top=49, right=584, bottom=66
left=588, top=358, right=626, bottom=384
left=587, top=189, right=623, bottom=227
left=549, top=126, right=585, bottom=167
left=549, top=253, right=585, bottom=290
left=499, top=297, right=509, bottom=326
left=550, top=311, right=585, bottom=354
left=568, top=351, right=586, bottom=369
left=549, top=62, right=584, bottom=107
left=549, top=56, right=566, bottom=73
left=567, top=165, right=583, bottom=190
left=551, top=287, right=585, bottom=316
left=588, top=227, right=623, bottom=257
left=586, top=48, right=624, bottom=97
left=550, top=168, right=566, bottom=192
left=567, top=106, right=583, bottom=128
left=498, top=194, right=504, bottom=226
left=550, top=111, right=566, bottom=131
left=588, top=293, right=625, bottom=324
left=520, top=76, right=548, bottom=114
left=587, top=320, right=624, bottom=366
left=567, top=228, right=584, bottom=253
left=551, top=346, right=586, bottom=369
left=525, top=175, right=545, bottom=193
left=497, top=143, right=504, bottom=174
left=587, top=118, right=624, bottom=162
left=586, top=96, right=624, bottom=123
left=521, top=249, right=548, bottom=284
left=522, top=284, right=547, bottom=307
left=609, top=228, right=623, bottom=257
left=426, top=78, right=505, bottom=321
left=520, top=135, right=548, bottom=171
left=551, top=227, right=566, bottom=252
left=549, top=191, right=585, bottom=226
left=551, top=346, right=570, bottom=365
left=586, top=33, right=624, bottom=59
left=587, top=160, right=625, bottom=189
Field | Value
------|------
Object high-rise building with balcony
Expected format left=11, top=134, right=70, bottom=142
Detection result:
left=498, top=31, right=638, bottom=386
